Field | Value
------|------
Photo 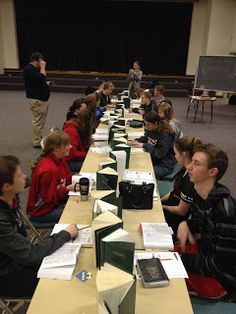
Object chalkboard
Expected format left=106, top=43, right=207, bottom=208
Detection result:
left=195, top=56, right=236, bottom=93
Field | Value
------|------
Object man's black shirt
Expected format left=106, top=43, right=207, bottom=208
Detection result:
left=23, top=64, right=50, bottom=101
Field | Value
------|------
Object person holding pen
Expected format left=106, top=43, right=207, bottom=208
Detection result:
left=0, top=155, right=78, bottom=298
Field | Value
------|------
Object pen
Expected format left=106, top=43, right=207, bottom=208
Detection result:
left=174, top=252, right=178, bottom=261
left=160, top=258, right=173, bottom=261
left=77, top=225, right=91, bottom=231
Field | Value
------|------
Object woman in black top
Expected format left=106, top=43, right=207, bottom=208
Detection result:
left=161, top=136, right=202, bottom=234
left=131, top=111, right=176, bottom=179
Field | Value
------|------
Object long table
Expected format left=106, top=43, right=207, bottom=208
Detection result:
left=27, top=124, right=193, bottom=314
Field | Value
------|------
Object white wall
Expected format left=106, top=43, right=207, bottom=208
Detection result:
left=0, top=0, right=19, bottom=74
left=186, top=0, right=236, bottom=75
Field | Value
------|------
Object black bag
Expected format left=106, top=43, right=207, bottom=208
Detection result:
left=129, top=120, right=144, bottom=128
left=119, top=181, right=154, bottom=209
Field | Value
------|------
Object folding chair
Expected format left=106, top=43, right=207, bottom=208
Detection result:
left=0, top=297, right=30, bottom=314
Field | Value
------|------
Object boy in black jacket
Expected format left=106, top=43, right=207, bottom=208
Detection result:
left=0, top=155, right=78, bottom=297
left=177, top=144, right=236, bottom=299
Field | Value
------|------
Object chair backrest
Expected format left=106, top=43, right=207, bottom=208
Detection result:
left=18, top=209, right=43, bottom=243
left=0, top=297, right=31, bottom=314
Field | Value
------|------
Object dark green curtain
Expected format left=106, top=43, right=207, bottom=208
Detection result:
left=15, top=1, right=193, bottom=75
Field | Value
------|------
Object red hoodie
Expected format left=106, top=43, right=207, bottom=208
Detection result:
left=63, top=120, right=87, bottom=161
left=27, top=153, right=72, bottom=217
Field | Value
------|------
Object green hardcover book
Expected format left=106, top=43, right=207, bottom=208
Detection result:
left=93, top=211, right=123, bottom=269
left=136, top=257, right=169, bottom=288
left=115, top=103, right=124, bottom=110
left=93, top=199, right=119, bottom=219
left=96, top=167, right=118, bottom=190
left=109, top=150, right=126, bottom=177
left=94, top=223, right=122, bottom=268
left=123, top=97, right=131, bottom=109
left=115, top=118, right=126, bottom=126
left=90, top=190, right=116, bottom=200
left=119, top=278, right=136, bottom=314
left=108, top=127, right=123, bottom=143
left=100, top=228, right=135, bottom=274
left=99, top=157, right=117, bottom=171
left=110, top=137, right=127, bottom=150
left=114, top=144, right=131, bottom=168
left=96, top=263, right=136, bottom=314
left=101, top=195, right=123, bottom=219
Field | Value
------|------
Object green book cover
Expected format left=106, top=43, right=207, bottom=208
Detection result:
left=119, top=278, right=136, bottom=314
left=100, top=240, right=135, bottom=275
left=99, top=157, right=117, bottom=171
left=100, top=239, right=135, bottom=274
left=101, top=196, right=123, bottom=219
left=95, top=223, right=122, bottom=268
left=114, top=144, right=131, bottom=168
left=110, top=137, right=127, bottom=150
left=96, top=167, right=118, bottom=190
left=108, top=127, right=122, bottom=143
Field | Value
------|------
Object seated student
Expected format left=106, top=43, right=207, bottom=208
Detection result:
left=134, top=87, right=144, bottom=100
left=66, top=98, right=87, bottom=121
left=63, top=109, right=92, bottom=173
left=128, top=60, right=143, bottom=98
left=0, top=155, right=78, bottom=298
left=84, top=92, right=101, bottom=129
left=177, top=144, right=236, bottom=299
left=130, top=90, right=155, bottom=117
left=153, top=85, right=165, bottom=108
left=131, top=111, right=176, bottom=179
left=98, top=81, right=115, bottom=108
left=158, top=101, right=183, bottom=140
left=27, top=131, right=80, bottom=223
left=161, top=136, right=201, bottom=234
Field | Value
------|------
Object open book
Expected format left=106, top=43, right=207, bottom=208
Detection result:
left=100, top=228, right=135, bottom=274
left=114, top=144, right=131, bottom=168
left=140, top=222, right=174, bottom=251
left=96, top=167, right=118, bottom=190
left=93, top=199, right=119, bottom=218
left=37, top=242, right=81, bottom=280
left=97, top=263, right=136, bottom=314
left=110, top=150, right=126, bottom=177
left=92, top=211, right=123, bottom=270
left=99, top=157, right=117, bottom=171
left=51, top=224, right=93, bottom=247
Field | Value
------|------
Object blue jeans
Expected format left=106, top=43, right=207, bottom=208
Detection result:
left=68, top=160, right=83, bottom=173
left=154, top=165, right=174, bottom=180
left=29, top=203, right=66, bottom=223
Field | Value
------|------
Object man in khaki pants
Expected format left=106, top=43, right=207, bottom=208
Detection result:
left=23, top=52, right=50, bottom=148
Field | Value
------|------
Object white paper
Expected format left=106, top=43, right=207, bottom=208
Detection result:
left=40, top=243, right=81, bottom=269
left=51, top=224, right=93, bottom=247
left=91, top=146, right=112, bottom=154
left=122, top=171, right=158, bottom=200
left=141, top=222, right=174, bottom=250
left=127, top=131, right=144, bottom=138
left=134, top=252, right=188, bottom=279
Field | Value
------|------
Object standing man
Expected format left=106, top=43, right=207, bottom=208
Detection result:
left=177, top=144, right=236, bottom=300
left=23, top=52, right=50, bottom=148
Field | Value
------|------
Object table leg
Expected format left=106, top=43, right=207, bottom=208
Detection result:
left=187, top=100, right=191, bottom=118
left=210, top=101, right=213, bottom=122
left=201, top=101, right=205, bottom=120
left=193, top=100, right=199, bottom=122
